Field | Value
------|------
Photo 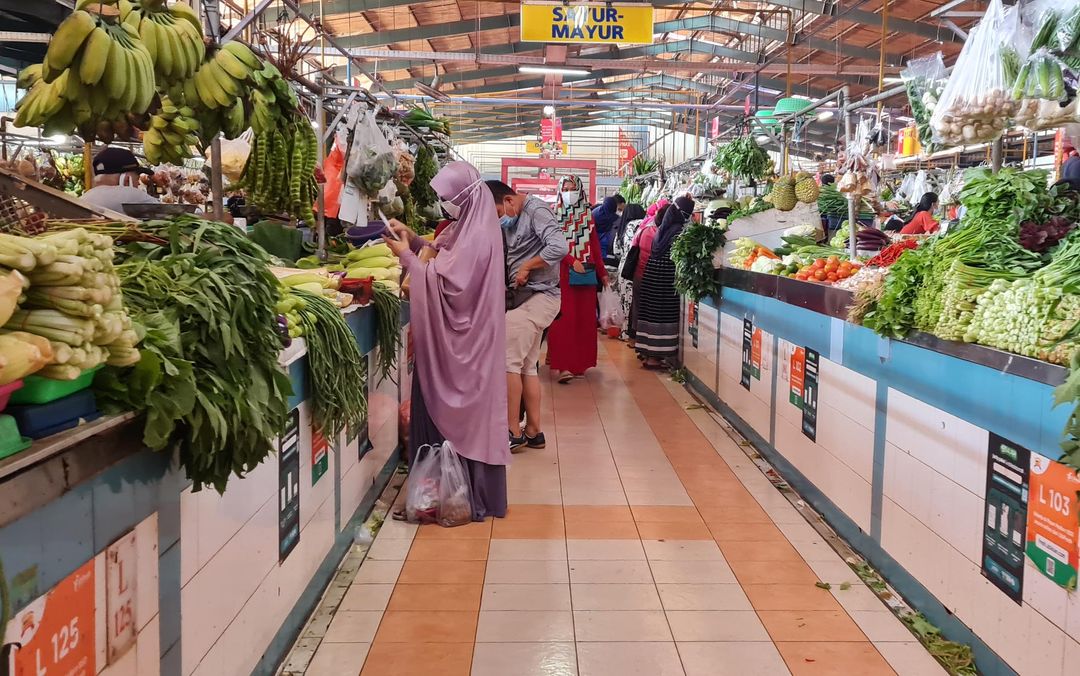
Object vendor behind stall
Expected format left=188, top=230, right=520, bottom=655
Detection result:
left=81, top=147, right=159, bottom=213
left=898, top=192, right=940, bottom=235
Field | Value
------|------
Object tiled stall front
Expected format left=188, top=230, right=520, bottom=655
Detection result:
left=0, top=307, right=405, bottom=676
left=682, top=287, right=1080, bottom=676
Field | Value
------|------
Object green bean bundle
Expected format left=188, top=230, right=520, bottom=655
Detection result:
left=372, top=283, right=402, bottom=384
left=293, top=289, right=368, bottom=439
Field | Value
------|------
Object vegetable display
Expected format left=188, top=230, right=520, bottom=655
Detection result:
left=401, top=107, right=450, bottom=136
left=672, top=221, right=726, bottom=301
left=292, top=289, right=367, bottom=438
left=94, top=216, right=292, bottom=493
left=371, top=282, right=402, bottom=384
left=867, top=240, right=920, bottom=267
left=713, top=137, right=772, bottom=182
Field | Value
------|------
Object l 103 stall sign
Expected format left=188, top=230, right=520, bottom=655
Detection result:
left=520, top=1, right=655, bottom=44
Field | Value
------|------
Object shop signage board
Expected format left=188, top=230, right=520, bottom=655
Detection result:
left=1026, top=452, right=1080, bottom=589
left=789, top=346, right=805, bottom=408
left=740, top=318, right=753, bottom=390
left=520, top=1, right=655, bottom=44
left=540, top=118, right=562, bottom=143
left=279, top=408, right=301, bottom=563
left=526, top=140, right=568, bottom=154
left=4, top=559, right=96, bottom=676
left=800, top=348, right=819, bottom=441
left=105, top=530, right=136, bottom=664
left=750, top=327, right=762, bottom=380
left=311, top=425, right=329, bottom=486
left=982, top=433, right=1030, bottom=603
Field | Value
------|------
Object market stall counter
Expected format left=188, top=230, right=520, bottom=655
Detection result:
left=682, top=268, right=1079, bottom=676
left=0, top=302, right=409, bottom=676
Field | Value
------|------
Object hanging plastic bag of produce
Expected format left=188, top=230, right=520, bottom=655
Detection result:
left=435, top=442, right=473, bottom=527
left=322, top=136, right=346, bottom=219
left=930, top=0, right=1018, bottom=146
left=1011, top=0, right=1080, bottom=128
left=900, top=52, right=947, bottom=153
left=598, top=288, right=624, bottom=332
left=404, top=444, right=442, bottom=523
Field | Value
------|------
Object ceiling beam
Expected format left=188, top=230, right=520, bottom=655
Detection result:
left=765, top=0, right=961, bottom=43
left=336, top=12, right=520, bottom=49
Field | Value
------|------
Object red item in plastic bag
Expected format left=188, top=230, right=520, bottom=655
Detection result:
left=399, top=400, right=411, bottom=447
left=321, top=140, right=345, bottom=218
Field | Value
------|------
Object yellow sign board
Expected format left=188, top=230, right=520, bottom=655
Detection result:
left=520, top=1, right=654, bottom=45
left=526, top=140, right=569, bottom=154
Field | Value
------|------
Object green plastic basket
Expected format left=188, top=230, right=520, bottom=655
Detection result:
left=0, top=414, right=31, bottom=460
left=10, top=365, right=103, bottom=406
left=754, top=109, right=779, bottom=126
left=773, top=96, right=810, bottom=116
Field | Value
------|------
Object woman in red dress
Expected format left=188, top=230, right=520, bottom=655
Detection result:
left=548, top=175, right=609, bottom=383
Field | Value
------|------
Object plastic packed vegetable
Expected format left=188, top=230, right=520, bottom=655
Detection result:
left=930, top=0, right=1018, bottom=146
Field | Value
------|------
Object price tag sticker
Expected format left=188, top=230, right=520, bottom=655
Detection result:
left=5, top=560, right=96, bottom=676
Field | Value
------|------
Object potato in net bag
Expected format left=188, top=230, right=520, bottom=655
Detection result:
left=930, top=0, right=1018, bottom=146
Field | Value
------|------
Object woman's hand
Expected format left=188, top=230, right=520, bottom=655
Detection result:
left=388, top=218, right=415, bottom=242
left=382, top=234, right=412, bottom=258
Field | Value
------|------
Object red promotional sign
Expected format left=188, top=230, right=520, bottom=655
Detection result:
left=7, top=560, right=96, bottom=676
left=541, top=118, right=563, bottom=143
left=617, top=128, right=637, bottom=176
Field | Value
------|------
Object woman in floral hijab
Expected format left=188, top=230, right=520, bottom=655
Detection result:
left=547, top=175, right=608, bottom=383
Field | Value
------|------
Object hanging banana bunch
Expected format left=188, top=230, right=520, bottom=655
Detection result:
left=143, top=94, right=201, bottom=165
left=117, top=0, right=206, bottom=86
left=15, top=7, right=156, bottom=138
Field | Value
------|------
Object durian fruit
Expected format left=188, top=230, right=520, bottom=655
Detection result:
left=795, top=173, right=820, bottom=204
left=769, top=175, right=797, bottom=211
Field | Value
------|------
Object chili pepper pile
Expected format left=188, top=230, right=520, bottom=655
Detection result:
left=868, top=240, right=920, bottom=267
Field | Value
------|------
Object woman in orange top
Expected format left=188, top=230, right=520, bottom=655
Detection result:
left=900, top=192, right=940, bottom=235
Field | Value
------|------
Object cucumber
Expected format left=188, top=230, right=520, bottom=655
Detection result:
left=1033, top=12, right=1061, bottom=50
left=1048, top=59, right=1064, bottom=100
left=1038, top=57, right=1052, bottom=98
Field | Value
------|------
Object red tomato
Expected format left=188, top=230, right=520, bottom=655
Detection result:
left=814, top=270, right=827, bottom=281
left=826, top=272, right=838, bottom=282
left=827, top=255, right=840, bottom=264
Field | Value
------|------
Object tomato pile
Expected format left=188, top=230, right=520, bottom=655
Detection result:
left=792, top=256, right=862, bottom=284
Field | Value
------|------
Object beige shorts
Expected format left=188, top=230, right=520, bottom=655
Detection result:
left=506, top=292, right=561, bottom=375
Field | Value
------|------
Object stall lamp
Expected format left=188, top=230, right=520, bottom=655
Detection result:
left=519, top=66, right=591, bottom=77
left=755, top=134, right=771, bottom=145
left=543, top=105, right=556, bottom=116
left=817, top=110, right=835, bottom=121
left=883, top=77, right=905, bottom=84
left=49, top=134, right=66, bottom=144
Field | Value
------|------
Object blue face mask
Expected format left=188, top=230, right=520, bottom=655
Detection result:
left=500, top=215, right=517, bottom=229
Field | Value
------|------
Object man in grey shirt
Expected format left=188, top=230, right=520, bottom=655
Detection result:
left=487, top=181, right=568, bottom=453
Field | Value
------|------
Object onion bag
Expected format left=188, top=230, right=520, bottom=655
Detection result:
left=930, top=0, right=1018, bottom=146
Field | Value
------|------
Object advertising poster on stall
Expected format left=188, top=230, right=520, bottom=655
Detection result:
left=751, top=327, right=762, bottom=380
left=982, top=433, right=1030, bottom=603
left=1026, top=452, right=1080, bottom=589
left=740, top=318, right=753, bottom=390
left=278, top=408, right=301, bottom=563
left=789, top=346, right=805, bottom=408
left=311, top=425, right=329, bottom=486
left=3, top=559, right=96, bottom=676
left=800, top=348, right=820, bottom=441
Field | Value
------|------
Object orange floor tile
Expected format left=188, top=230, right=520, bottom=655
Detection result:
left=308, top=339, right=945, bottom=676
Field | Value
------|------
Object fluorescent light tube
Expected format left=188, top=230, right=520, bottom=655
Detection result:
left=519, top=66, right=591, bottom=76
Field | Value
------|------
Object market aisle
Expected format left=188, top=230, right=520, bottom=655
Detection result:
left=307, top=339, right=946, bottom=676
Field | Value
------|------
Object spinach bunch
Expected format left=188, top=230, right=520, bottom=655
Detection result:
left=714, top=137, right=773, bottom=183
left=96, top=216, right=292, bottom=493
left=672, top=221, right=726, bottom=301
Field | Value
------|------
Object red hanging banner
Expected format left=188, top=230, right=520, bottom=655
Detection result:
left=617, top=128, right=637, bottom=176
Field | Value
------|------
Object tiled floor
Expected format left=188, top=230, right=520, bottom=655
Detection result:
left=307, top=340, right=946, bottom=676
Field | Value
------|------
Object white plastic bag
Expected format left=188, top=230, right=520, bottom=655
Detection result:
left=930, top=0, right=1018, bottom=146
left=435, top=441, right=473, bottom=528
left=598, top=288, right=624, bottom=331
left=404, top=445, right=441, bottom=524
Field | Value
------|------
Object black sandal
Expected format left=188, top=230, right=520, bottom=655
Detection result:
left=391, top=509, right=408, bottom=521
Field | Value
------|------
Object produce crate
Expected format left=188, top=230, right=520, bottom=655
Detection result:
left=0, top=380, right=24, bottom=413
left=0, top=167, right=135, bottom=234
left=0, top=414, right=31, bottom=461
left=10, top=365, right=103, bottom=406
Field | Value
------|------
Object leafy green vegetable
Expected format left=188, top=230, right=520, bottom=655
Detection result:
left=672, top=221, right=726, bottom=301
left=412, top=146, right=439, bottom=212
left=727, top=198, right=774, bottom=223
left=95, top=216, right=292, bottom=493
left=714, top=137, right=772, bottom=182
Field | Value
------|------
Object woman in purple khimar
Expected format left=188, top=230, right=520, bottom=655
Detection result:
left=384, top=160, right=509, bottom=521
